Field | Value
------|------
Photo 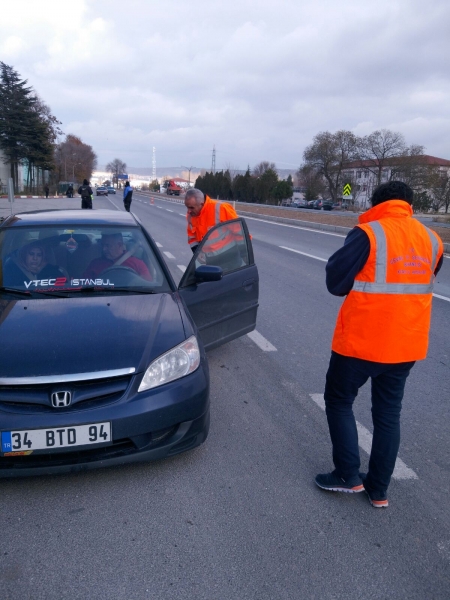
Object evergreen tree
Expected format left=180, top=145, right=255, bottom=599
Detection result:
left=0, top=62, right=36, bottom=187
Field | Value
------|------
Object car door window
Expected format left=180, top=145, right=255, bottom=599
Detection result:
left=179, top=219, right=252, bottom=288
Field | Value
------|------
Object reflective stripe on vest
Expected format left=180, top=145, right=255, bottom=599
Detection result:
left=352, top=222, right=437, bottom=295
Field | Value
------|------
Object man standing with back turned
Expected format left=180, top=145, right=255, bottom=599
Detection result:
left=315, top=181, right=443, bottom=508
left=78, top=179, right=93, bottom=209
left=184, top=188, right=239, bottom=252
left=123, top=181, right=133, bottom=212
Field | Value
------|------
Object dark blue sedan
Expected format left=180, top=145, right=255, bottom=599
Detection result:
left=0, top=209, right=259, bottom=476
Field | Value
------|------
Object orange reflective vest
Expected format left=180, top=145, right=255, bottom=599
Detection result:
left=332, top=200, right=443, bottom=363
left=187, top=195, right=239, bottom=249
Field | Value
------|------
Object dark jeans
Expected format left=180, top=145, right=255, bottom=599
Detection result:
left=124, top=200, right=132, bottom=212
left=324, top=351, right=415, bottom=493
left=81, top=197, right=92, bottom=209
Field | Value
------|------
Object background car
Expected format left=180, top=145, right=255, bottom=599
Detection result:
left=312, top=200, right=323, bottom=210
left=322, top=201, right=334, bottom=211
left=96, top=186, right=108, bottom=196
left=107, top=187, right=116, bottom=194
left=0, top=210, right=259, bottom=477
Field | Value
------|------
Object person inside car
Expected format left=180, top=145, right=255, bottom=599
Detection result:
left=3, top=241, right=64, bottom=287
left=83, top=233, right=152, bottom=280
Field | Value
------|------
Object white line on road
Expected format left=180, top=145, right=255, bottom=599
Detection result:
left=280, top=246, right=328, bottom=262
left=309, top=393, right=418, bottom=480
left=163, top=251, right=175, bottom=259
left=155, top=242, right=162, bottom=247
left=433, top=293, right=450, bottom=302
left=247, top=330, right=277, bottom=351
left=177, top=265, right=187, bottom=273
left=243, top=216, right=346, bottom=238
left=281, top=248, right=449, bottom=301
left=166, top=209, right=174, bottom=212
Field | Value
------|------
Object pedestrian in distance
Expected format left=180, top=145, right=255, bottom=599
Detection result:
left=184, top=188, right=239, bottom=253
left=44, top=184, right=49, bottom=199
left=78, top=179, right=93, bottom=209
left=123, top=181, right=133, bottom=212
left=315, top=181, right=444, bottom=508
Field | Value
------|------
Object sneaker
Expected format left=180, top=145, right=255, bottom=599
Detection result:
left=361, top=476, right=389, bottom=508
left=315, top=471, right=364, bottom=493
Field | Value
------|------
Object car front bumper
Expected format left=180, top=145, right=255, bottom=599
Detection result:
left=0, top=364, right=209, bottom=477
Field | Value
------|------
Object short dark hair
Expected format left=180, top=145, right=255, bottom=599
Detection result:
left=371, top=181, right=413, bottom=206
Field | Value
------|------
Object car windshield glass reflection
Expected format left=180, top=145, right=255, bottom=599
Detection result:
left=0, top=226, right=170, bottom=294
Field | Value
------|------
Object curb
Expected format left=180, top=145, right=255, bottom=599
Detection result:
left=0, top=195, right=64, bottom=199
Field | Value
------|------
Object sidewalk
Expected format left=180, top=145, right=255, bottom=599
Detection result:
left=0, top=197, right=82, bottom=220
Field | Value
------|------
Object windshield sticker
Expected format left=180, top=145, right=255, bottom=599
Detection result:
left=66, top=236, right=78, bottom=253
left=23, top=278, right=115, bottom=289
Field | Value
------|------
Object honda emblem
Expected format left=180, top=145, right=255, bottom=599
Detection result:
left=51, top=391, right=72, bottom=408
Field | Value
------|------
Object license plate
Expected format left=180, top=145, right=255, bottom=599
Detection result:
left=1, top=422, right=111, bottom=454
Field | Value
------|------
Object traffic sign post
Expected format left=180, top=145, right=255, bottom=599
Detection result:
left=7, top=178, right=14, bottom=215
left=342, top=183, right=352, bottom=198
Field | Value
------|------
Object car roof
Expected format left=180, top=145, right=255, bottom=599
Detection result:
left=1, top=209, right=138, bottom=228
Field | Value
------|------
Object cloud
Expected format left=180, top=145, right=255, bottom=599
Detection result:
left=1, top=0, right=450, bottom=170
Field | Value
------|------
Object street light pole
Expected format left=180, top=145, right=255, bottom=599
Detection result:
left=181, top=166, right=195, bottom=187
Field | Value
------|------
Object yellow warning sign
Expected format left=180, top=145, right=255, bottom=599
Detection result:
left=343, top=183, right=352, bottom=197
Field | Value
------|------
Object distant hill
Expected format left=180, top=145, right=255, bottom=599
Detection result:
left=98, top=166, right=298, bottom=180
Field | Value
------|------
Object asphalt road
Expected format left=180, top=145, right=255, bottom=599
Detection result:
left=0, top=193, right=449, bottom=600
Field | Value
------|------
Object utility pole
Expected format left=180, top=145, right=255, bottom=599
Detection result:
left=152, top=147, right=156, bottom=180
left=211, top=145, right=216, bottom=174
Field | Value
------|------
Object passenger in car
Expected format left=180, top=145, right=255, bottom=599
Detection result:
left=3, top=241, right=65, bottom=287
left=83, top=233, right=152, bottom=280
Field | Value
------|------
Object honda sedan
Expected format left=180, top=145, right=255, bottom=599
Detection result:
left=0, top=210, right=259, bottom=476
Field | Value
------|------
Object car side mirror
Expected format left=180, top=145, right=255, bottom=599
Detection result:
left=195, top=265, right=223, bottom=282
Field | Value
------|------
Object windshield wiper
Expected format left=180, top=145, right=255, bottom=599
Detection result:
left=65, top=286, right=155, bottom=294
left=0, top=286, right=70, bottom=298
left=0, top=286, right=32, bottom=296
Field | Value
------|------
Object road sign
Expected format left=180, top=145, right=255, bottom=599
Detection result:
left=343, top=183, right=352, bottom=198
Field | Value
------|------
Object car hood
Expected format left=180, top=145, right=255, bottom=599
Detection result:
left=0, top=293, right=186, bottom=378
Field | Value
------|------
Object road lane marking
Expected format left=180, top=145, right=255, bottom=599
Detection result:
left=247, top=330, right=277, bottom=351
left=177, top=265, right=187, bottom=273
left=433, top=293, right=450, bottom=302
left=280, top=246, right=328, bottom=262
left=166, top=209, right=174, bottom=212
left=155, top=242, right=162, bottom=247
left=244, top=216, right=346, bottom=238
left=310, top=394, right=418, bottom=480
left=163, top=251, right=175, bottom=259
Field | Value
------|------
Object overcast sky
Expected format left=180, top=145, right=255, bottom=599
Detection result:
left=1, top=0, right=450, bottom=172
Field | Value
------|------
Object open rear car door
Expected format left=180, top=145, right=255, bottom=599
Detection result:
left=178, top=218, right=259, bottom=351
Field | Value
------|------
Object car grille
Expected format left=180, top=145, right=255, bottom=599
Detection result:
left=0, top=375, right=132, bottom=414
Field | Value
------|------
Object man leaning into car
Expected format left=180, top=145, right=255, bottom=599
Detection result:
left=83, top=233, right=152, bottom=280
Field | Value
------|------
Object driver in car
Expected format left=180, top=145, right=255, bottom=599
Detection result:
left=83, top=233, right=152, bottom=281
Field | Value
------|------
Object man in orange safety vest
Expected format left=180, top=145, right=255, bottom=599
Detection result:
left=184, top=188, right=239, bottom=253
left=315, top=181, right=443, bottom=508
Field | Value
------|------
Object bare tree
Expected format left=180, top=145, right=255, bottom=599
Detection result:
left=358, top=129, right=408, bottom=185
left=427, top=168, right=450, bottom=213
left=253, top=161, right=276, bottom=177
left=106, top=158, right=127, bottom=188
left=303, top=130, right=358, bottom=202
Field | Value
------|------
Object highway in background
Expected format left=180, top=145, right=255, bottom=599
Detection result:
left=1, top=192, right=449, bottom=600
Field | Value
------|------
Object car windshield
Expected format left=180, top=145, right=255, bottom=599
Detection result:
left=0, top=224, right=171, bottom=295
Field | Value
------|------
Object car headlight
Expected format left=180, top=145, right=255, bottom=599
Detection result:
left=138, top=335, right=200, bottom=392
